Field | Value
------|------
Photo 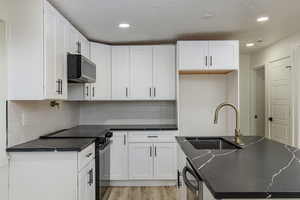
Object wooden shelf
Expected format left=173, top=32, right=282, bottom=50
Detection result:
left=178, top=69, right=235, bottom=75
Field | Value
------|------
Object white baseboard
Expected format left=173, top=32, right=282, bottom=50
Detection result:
left=110, top=180, right=176, bottom=187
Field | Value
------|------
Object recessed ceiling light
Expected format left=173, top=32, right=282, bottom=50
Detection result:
left=246, top=43, right=255, bottom=47
left=257, top=16, right=269, bottom=22
left=118, top=23, right=130, bottom=28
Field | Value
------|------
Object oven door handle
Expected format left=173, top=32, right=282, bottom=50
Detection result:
left=182, top=166, right=199, bottom=193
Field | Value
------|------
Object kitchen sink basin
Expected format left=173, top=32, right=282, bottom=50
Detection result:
left=185, top=137, right=241, bottom=150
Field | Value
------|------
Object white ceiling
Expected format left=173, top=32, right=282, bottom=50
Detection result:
left=49, top=0, right=300, bottom=53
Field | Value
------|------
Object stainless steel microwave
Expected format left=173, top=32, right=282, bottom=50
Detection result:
left=67, top=54, right=96, bottom=83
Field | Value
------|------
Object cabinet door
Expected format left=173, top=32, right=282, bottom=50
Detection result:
left=84, top=84, right=92, bottom=100
left=78, top=160, right=95, bottom=200
left=44, top=2, right=57, bottom=99
left=80, top=35, right=90, bottom=58
left=153, top=143, right=176, bottom=179
left=61, top=19, right=70, bottom=99
left=177, top=41, right=209, bottom=70
left=153, top=45, right=176, bottom=100
left=208, top=41, right=239, bottom=70
left=129, top=143, right=153, bottom=179
left=69, top=27, right=80, bottom=54
left=55, top=14, right=67, bottom=99
left=130, top=46, right=153, bottom=100
left=90, top=43, right=111, bottom=100
left=112, top=46, right=130, bottom=99
left=110, top=132, right=129, bottom=180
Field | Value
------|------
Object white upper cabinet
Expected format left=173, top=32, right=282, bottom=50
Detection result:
left=130, top=46, right=153, bottom=100
left=55, top=14, right=68, bottom=99
left=153, top=45, right=176, bottom=100
left=80, top=34, right=90, bottom=58
left=7, top=0, right=89, bottom=100
left=44, top=2, right=57, bottom=99
left=111, top=45, right=176, bottom=101
left=90, top=43, right=111, bottom=100
left=177, top=41, right=209, bottom=70
left=177, top=40, right=239, bottom=71
left=112, top=46, right=131, bottom=99
left=208, top=41, right=239, bottom=70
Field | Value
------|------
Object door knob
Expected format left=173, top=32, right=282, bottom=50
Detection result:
left=268, top=117, right=273, bottom=122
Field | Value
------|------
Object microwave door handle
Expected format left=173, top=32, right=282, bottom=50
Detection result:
left=182, top=167, right=199, bottom=193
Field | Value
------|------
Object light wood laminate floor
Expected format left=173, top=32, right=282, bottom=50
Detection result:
left=103, top=186, right=179, bottom=200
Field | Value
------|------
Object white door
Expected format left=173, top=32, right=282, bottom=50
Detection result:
left=153, top=143, right=176, bottom=179
left=153, top=45, right=176, bottom=100
left=90, top=43, right=111, bottom=100
left=112, top=46, right=130, bottom=99
left=177, top=41, right=209, bottom=70
left=110, top=132, right=129, bottom=180
left=130, top=46, right=153, bottom=100
left=208, top=41, right=238, bottom=70
left=44, top=2, right=58, bottom=99
left=78, top=160, right=95, bottom=200
left=268, top=58, right=292, bottom=145
left=129, top=143, right=153, bottom=179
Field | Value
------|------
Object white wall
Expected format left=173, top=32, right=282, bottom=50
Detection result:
left=250, top=31, right=300, bottom=146
left=251, top=32, right=300, bottom=66
left=8, top=101, right=80, bottom=146
left=179, top=74, right=236, bottom=137
left=239, top=54, right=251, bottom=135
left=0, top=0, right=8, bottom=198
left=80, top=101, right=177, bottom=125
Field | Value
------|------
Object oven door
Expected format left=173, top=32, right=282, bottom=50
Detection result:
left=182, top=164, right=203, bottom=200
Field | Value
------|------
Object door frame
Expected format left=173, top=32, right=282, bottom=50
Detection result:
left=292, top=45, right=300, bottom=147
left=266, top=56, right=294, bottom=145
left=250, top=64, right=266, bottom=136
left=0, top=20, right=8, bottom=167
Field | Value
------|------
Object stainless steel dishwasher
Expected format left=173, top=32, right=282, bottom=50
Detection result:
left=182, top=161, right=203, bottom=200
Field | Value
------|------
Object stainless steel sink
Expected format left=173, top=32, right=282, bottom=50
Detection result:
left=185, top=137, right=241, bottom=150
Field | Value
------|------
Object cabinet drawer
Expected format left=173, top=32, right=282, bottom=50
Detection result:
left=128, top=131, right=177, bottom=143
left=78, top=143, right=95, bottom=171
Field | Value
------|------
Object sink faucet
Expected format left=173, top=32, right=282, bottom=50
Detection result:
left=214, top=103, right=244, bottom=145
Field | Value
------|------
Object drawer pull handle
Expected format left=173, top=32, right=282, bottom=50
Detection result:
left=86, top=153, right=93, bottom=158
left=147, top=136, right=158, bottom=138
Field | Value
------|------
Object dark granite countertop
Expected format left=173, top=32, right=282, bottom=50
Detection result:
left=6, top=138, right=96, bottom=152
left=41, top=124, right=178, bottom=140
left=176, top=136, right=300, bottom=199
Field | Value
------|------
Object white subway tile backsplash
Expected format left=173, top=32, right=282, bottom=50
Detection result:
left=79, top=101, right=177, bottom=125
left=8, top=101, right=80, bottom=146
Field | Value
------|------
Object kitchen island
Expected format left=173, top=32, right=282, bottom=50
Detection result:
left=177, top=136, right=300, bottom=199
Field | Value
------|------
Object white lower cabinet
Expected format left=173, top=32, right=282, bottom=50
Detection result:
left=129, top=143, right=176, bottom=180
left=110, top=132, right=129, bottom=180
left=110, top=131, right=177, bottom=182
left=9, top=143, right=96, bottom=200
left=127, top=131, right=177, bottom=180
left=79, top=160, right=96, bottom=200
left=129, top=143, right=154, bottom=179
left=153, top=143, right=177, bottom=179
